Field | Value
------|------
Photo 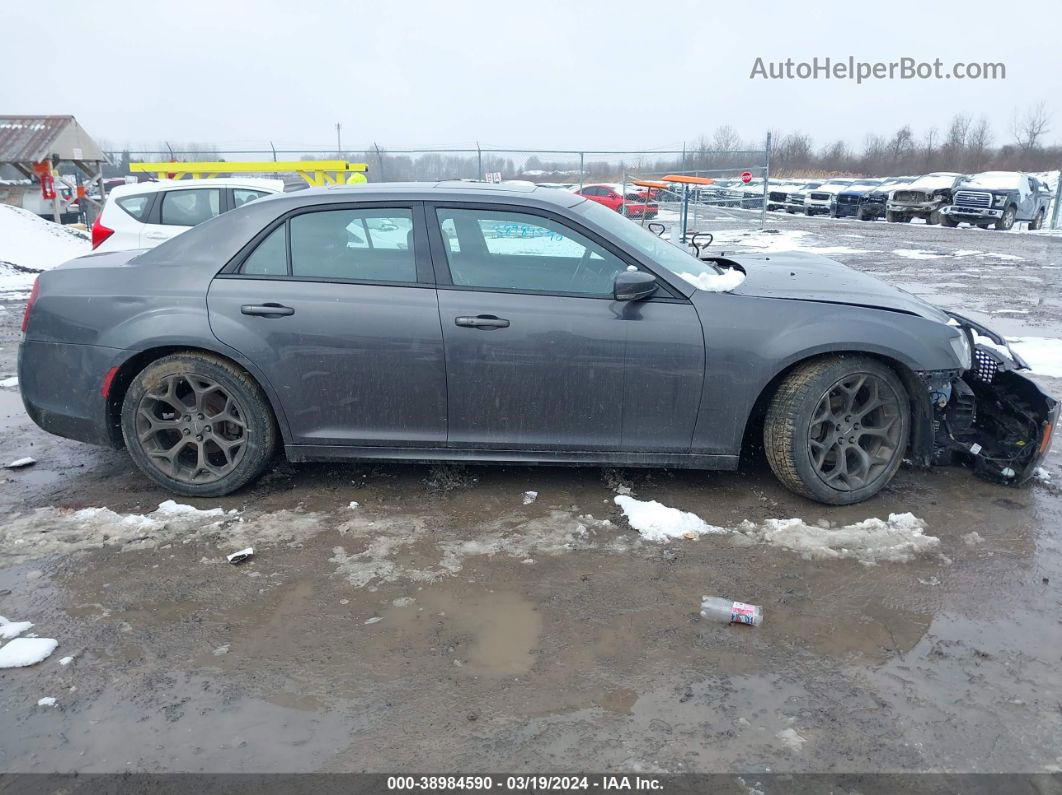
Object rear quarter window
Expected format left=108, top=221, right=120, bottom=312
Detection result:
left=115, top=194, right=152, bottom=221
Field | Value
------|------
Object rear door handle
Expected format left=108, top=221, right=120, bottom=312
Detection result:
left=455, top=315, right=509, bottom=329
left=241, top=303, right=295, bottom=317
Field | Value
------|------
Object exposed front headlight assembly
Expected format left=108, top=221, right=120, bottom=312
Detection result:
left=993, top=194, right=1007, bottom=206
left=949, top=329, right=973, bottom=370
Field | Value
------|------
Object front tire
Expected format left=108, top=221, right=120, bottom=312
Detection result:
left=121, top=352, right=277, bottom=497
left=764, top=356, right=910, bottom=505
left=941, top=214, right=959, bottom=227
left=995, top=205, right=1016, bottom=230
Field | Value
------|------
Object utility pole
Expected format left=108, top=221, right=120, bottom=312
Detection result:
left=336, top=123, right=342, bottom=155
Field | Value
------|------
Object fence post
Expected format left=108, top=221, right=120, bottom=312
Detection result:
left=761, top=131, right=772, bottom=228
left=579, top=152, right=584, bottom=190
left=477, top=143, right=482, bottom=181
left=1051, top=170, right=1062, bottom=229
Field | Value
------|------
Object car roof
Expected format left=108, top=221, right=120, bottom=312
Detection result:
left=249, top=180, right=590, bottom=209
left=106, top=178, right=285, bottom=197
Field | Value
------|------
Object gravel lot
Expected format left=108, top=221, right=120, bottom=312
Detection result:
left=1, top=213, right=1061, bottom=775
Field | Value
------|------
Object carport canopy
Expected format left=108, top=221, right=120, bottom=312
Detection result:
left=0, top=115, right=109, bottom=215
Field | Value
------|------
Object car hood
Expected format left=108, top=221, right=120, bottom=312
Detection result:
left=724, top=252, right=950, bottom=322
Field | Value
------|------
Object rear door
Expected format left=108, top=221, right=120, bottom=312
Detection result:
left=139, top=186, right=223, bottom=246
left=208, top=202, right=447, bottom=448
left=428, top=204, right=704, bottom=452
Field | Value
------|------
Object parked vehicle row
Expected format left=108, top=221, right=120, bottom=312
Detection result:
left=769, top=171, right=1053, bottom=230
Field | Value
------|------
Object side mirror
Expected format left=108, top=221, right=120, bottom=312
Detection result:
left=613, top=270, right=657, bottom=301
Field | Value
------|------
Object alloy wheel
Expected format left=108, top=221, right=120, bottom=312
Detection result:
left=807, top=373, right=903, bottom=492
left=135, top=373, right=247, bottom=484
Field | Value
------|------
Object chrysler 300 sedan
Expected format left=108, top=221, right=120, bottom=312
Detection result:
left=18, top=182, right=1058, bottom=504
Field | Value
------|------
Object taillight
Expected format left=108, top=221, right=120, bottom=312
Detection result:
left=91, top=215, right=114, bottom=250
left=21, top=278, right=40, bottom=333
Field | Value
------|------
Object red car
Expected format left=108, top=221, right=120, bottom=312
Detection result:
left=574, top=184, right=658, bottom=219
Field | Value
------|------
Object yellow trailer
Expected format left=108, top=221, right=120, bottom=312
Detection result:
left=129, top=160, right=368, bottom=186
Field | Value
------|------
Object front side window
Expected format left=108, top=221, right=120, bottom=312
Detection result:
left=160, top=188, right=221, bottom=226
left=435, top=208, right=630, bottom=297
left=289, top=208, right=416, bottom=282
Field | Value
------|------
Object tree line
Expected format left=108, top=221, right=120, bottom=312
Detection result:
left=95, top=101, right=1057, bottom=183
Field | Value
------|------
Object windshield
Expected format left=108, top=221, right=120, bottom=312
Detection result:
left=573, top=198, right=722, bottom=280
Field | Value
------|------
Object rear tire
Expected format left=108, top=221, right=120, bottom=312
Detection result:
left=1029, top=209, right=1045, bottom=231
left=927, top=209, right=942, bottom=225
left=941, top=214, right=959, bottom=227
left=121, top=352, right=277, bottom=497
left=886, top=210, right=902, bottom=223
left=764, top=355, right=909, bottom=505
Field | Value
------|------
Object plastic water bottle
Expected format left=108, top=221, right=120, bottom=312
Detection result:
left=701, top=596, right=763, bottom=627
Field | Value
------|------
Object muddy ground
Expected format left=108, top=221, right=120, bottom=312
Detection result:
left=1, top=213, right=1061, bottom=775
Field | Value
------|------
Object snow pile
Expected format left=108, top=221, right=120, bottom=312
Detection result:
left=737, top=513, right=940, bottom=565
left=1007, top=337, right=1062, bottom=378
left=613, top=495, right=938, bottom=565
left=0, top=204, right=89, bottom=297
left=0, top=616, right=34, bottom=639
left=37, top=697, right=57, bottom=707
left=0, top=637, right=58, bottom=668
left=1, top=501, right=240, bottom=563
left=614, top=495, right=726, bottom=541
left=678, top=268, right=746, bottom=292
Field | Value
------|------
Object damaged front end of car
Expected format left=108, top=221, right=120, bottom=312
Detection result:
left=921, top=312, right=1059, bottom=485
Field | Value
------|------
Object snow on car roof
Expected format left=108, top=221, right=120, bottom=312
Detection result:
left=905, top=173, right=962, bottom=190
left=960, top=172, right=1027, bottom=190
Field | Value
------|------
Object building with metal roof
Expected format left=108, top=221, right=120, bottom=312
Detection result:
left=0, top=115, right=108, bottom=222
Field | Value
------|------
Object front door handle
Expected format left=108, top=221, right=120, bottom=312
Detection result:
left=241, top=303, right=295, bottom=317
left=455, top=315, right=510, bottom=329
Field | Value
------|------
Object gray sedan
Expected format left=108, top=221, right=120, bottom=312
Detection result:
left=18, top=183, right=1058, bottom=504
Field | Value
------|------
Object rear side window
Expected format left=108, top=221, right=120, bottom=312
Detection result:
left=115, top=194, right=152, bottom=221
left=288, top=208, right=416, bottom=282
left=160, top=188, right=221, bottom=226
left=234, top=189, right=269, bottom=207
left=241, top=225, right=287, bottom=276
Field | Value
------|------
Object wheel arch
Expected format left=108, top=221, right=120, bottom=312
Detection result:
left=739, top=349, right=935, bottom=466
left=105, top=343, right=291, bottom=448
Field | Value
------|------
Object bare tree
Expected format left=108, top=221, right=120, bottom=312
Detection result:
left=1011, top=100, right=1051, bottom=152
left=921, top=127, right=938, bottom=169
left=945, top=114, right=971, bottom=152
left=966, top=116, right=993, bottom=171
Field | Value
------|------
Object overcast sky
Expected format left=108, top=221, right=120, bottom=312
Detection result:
left=2, top=0, right=1057, bottom=155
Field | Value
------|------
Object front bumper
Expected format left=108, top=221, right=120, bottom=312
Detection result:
left=887, top=200, right=940, bottom=214
left=834, top=204, right=861, bottom=217
left=932, top=314, right=1058, bottom=485
left=941, top=205, right=1003, bottom=220
left=804, top=202, right=832, bottom=215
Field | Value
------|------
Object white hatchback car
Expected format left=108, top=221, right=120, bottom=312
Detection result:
left=91, top=178, right=284, bottom=252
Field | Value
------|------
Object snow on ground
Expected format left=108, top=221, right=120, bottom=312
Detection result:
left=0, top=637, right=58, bottom=668
left=706, top=228, right=876, bottom=256
left=37, top=697, right=57, bottom=707
left=1008, top=337, right=1062, bottom=378
left=613, top=495, right=726, bottom=541
left=613, top=495, right=939, bottom=565
left=0, top=204, right=90, bottom=298
left=893, top=249, right=945, bottom=260
left=0, top=376, right=18, bottom=388
left=0, top=616, right=34, bottom=639
left=736, top=513, right=939, bottom=565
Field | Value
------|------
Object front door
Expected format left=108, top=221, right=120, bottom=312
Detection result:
left=429, top=205, right=704, bottom=452
left=208, top=203, right=447, bottom=448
